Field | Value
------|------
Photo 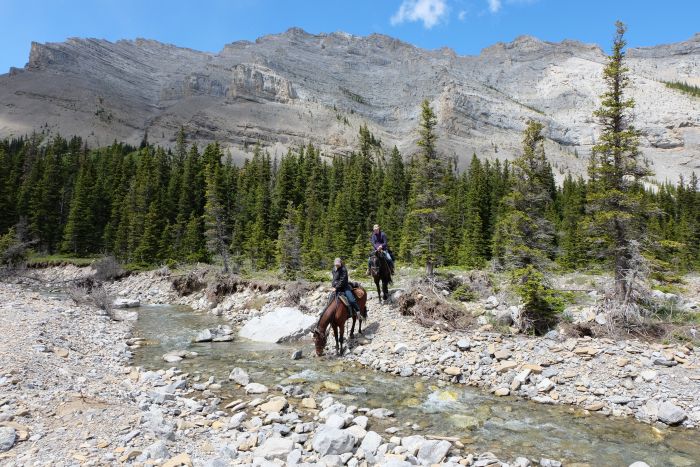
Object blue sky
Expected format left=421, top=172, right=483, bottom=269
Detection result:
left=1, top=0, right=698, bottom=73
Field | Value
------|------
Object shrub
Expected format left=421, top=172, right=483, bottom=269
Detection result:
left=511, top=265, right=563, bottom=335
left=0, top=228, right=28, bottom=268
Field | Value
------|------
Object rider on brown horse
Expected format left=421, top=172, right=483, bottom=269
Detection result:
left=368, top=224, right=394, bottom=274
left=332, top=257, right=360, bottom=317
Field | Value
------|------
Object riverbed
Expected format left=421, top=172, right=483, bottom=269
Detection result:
left=131, top=304, right=700, bottom=466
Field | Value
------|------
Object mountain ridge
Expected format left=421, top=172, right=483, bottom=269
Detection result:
left=2, top=28, right=699, bottom=181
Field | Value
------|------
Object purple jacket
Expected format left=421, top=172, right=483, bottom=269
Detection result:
left=371, top=231, right=388, bottom=251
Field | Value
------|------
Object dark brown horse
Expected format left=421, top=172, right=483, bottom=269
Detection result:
left=369, top=249, right=392, bottom=302
left=313, top=286, right=368, bottom=356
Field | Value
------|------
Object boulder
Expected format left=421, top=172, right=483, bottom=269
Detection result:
left=417, top=439, right=451, bottom=464
left=657, top=402, right=687, bottom=425
left=259, top=396, right=288, bottom=413
left=194, top=329, right=213, bottom=342
left=367, top=408, right=393, bottom=419
left=113, top=298, right=140, bottom=308
left=0, top=427, right=16, bottom=452
left=137, top=440, right=170, bottom=461
left=245, top=383, right=268, bottom=394
left=229, top=368, right=250, bottom=386
left=312, top=426, right=356, bottom=456
left=254, top=437, right=294, bottom=460
left=326, top=414, right=348, bottom=429
left=239, top=307, right=316, bottom=343
left=401, top=435, right=427, bottom=455
left=359, top=430, right=382, bottom=457
left=456, top=339, right=471, bottom=350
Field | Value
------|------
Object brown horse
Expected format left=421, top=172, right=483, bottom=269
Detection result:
left=313, top=286, right=368, bottom=356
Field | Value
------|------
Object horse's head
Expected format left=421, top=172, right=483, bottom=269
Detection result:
left=369, top=253, right=380, bottom=274
left=312, top=326, right=327, bottom=356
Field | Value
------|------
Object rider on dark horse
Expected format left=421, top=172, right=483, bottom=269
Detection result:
left=332, top=257, right=360, bottom=318
left=368, top=224, right=395, bottom=275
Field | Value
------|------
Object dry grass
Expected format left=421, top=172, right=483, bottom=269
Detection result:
left=398, top=287, right=473, bottom=330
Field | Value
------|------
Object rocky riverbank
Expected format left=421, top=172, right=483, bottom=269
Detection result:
left=2, top=265, right=700, bottom=465
left=101, top=266, right=700, bottom=431
left=0, top=278, right=532, bottom=466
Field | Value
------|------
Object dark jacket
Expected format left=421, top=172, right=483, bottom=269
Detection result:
left=331, top=265, right=349, bottom=292
left=371, top=230, right=388, bottom=251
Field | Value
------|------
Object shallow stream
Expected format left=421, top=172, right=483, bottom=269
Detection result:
left=131, top=304, right=700, bottom=466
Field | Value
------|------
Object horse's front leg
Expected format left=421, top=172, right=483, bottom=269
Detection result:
left=382, top=280, right=389, bottom=302
left=332, top=324, right=339, bottom=354
left=375, top=279, right=382, bottom=303
left=350, top=316, right=356, bottom=339
left=338, top=322, right=345, bottom=356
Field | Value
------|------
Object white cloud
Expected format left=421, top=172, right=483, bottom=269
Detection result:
left=390, top=0, right=448, bottom=29
left=488, top=0, right=539, bottom=14
left=458, top=9, right=467, bottom=21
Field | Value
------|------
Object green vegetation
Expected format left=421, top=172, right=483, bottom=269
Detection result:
left=664, top=80, right=700, bottom=98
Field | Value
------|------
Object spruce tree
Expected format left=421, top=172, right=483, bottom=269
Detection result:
left=377, top=146, right=407, bottom=255
left=276, top=202, right=302, bottom=278
left=493, top=121, right=556, bottom=270
left=204, top=157, right=231, bottom=272
left=459, top=155, right=490, bottom=268
left=585, top=21, right=654, bottom=303
left=61, top=158, right=96, bottom=255
left=402, top=100, right=448, bottom=276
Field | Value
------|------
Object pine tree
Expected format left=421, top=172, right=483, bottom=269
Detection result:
left=203, top=155, right=231, bottom=272
left=558, top=175, right=587, bottom=269
left=61, top=158, right=96, bottom=255
left=134, top=201, right=163, bottom=265
left=276, top=202, right=302, bottom=278
left=493, top=121, right=556, bottom=270
left=377, top=146, right=407, bottom=255
left=459, top=155, right=491, bottom=268
left=585, top=21, right=654, bottom=303
left=181, top=213, right=207, bottom=263
left=402, top=100, right=448, bottom=276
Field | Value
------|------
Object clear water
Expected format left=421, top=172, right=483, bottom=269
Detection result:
left=131, top=304, right=700, bottom=467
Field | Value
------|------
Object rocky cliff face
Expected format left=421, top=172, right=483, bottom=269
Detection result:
left=1, top=28, right=699, bottom=180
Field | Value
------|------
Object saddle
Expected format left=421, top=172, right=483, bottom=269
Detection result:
left=325, top=283, right=363, bottom=308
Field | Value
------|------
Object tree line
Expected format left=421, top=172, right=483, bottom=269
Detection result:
left=0, top=124, right=697, bottom=275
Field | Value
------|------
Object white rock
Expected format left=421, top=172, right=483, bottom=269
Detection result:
left=657, top=402, right=687, bottom=425
left=230, top=412, right=247, bottom=428
left=640, top=370, right=657, bottom=382
left=353, top=415, right=369, bottom=429
left=401, top=435, right=426, bottom=456
left=229, top=367, right=250, bottom=386
left=393, top=343, right=409, bottom=354
left=113, top=298, right=140, bottom=308
left=239, top=307, right=316, bottom=343
left=536, top=378, right=555, bottom=392
left=0, top=427, right=16, bottom=452
left=311, top=426, right=356, bottom=456
left=245, top=383, right=268, bottom=394
left=254, top=437, right=294, bottom=460
left=359, top=430, right=382, bottom=457
left=326, top=414, right=348, bottom=429
left=417, top=439, right=451, bottom=464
